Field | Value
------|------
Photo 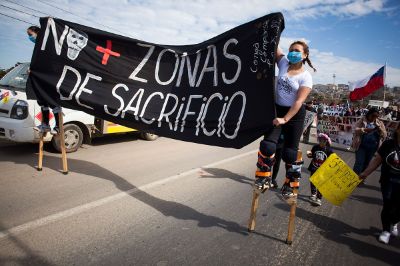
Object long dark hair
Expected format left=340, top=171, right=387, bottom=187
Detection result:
left=27, top=26, right=40, bottom=33
left=290, top=40, right=317, bottom=72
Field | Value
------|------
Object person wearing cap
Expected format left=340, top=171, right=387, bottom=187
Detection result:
left=306, top=133, right=333, bottom=206
left=352, top=108, right=387, bottom=175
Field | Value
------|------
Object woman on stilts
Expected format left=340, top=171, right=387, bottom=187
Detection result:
left=255, top=40, right=316, bottom=199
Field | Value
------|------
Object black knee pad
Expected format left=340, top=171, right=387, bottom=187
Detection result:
left=259, top=140, right=276, bottom=157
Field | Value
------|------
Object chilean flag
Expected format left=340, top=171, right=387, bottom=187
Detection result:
left=348, top=65, right=385, bottom=101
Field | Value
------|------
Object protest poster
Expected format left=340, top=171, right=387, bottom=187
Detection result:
left=27, top=13, right=285, bottom=148
left=316, top=115, right=356, bottom=147
left=310, top=153, right=361, bottom=206
left=302, top=110, right=315, bottom=133
left=317, top=115, right=399, bottom=148
left=322, top=106, right=346, bottom=116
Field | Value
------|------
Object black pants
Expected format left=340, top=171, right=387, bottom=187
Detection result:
left=302, top=124, right=311, bottom=144
left=37, top=99, right=61, bottom=127
left=262, top=104, right=306, bottom=163
left=309, top=170, right=322, bottom=199
left=381, top=181, right=400, bottom=232
left=271, top=146, right=283, bottom=181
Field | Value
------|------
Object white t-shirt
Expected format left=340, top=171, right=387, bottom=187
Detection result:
left=275, top=57, right=313, bottom=107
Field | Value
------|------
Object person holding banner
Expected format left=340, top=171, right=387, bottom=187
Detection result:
left=359, top=123, right=400, bottom=244
left=26, top=25, right=61, bottom=134
left=307, top=133, right=333, bottom=206
left=352, top=108, right=387, bottom=175
left=255, top=40, right=316, bottom=199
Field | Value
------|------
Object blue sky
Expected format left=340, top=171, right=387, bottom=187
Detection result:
left=1, top=0, right=400, bottom=86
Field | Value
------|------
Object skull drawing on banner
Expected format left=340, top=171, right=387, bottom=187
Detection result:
left=66, top=28, right=88, bottom=60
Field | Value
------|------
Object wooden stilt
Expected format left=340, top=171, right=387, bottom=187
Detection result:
left=58, top=111, right=68, bottom=174
left=285, top=187, right=298, bottom=245
left=37, top=132, right=45, bottom=171
left=248, top=189, right=261, bottom=232
left=285, top=151, right=302, bottom=245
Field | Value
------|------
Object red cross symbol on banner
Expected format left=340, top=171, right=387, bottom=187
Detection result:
left=35, top=112, right=54, bottom=122
left=96, top=40, right=120, bottom=65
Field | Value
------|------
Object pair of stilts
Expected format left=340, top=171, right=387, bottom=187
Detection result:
left=248, top=151, right=302, bottom=245
left=37, top=112, right=68, bottom=174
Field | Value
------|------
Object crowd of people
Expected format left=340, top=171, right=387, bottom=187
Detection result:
left=312, top=101, right=400, bottom=121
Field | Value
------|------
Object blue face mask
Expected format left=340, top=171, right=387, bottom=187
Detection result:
left=28, top=35, right=36, bottom=43
left=287, top=51, right=303, bottom=64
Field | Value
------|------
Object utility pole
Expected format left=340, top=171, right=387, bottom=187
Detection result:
left=383, top=85, right=386, bottom=101
left=333, top=73, right=336, bottom=103
left=333, top=73, right=336, bottom=87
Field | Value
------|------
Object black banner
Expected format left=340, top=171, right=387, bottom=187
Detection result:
left=27, top=13, right=284, bottom=148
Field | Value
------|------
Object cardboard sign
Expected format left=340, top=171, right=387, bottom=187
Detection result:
left=310, top=153, right=361, bottom=206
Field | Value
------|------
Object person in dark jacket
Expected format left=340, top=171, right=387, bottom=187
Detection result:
left=360, top=123, right=400, bottom=244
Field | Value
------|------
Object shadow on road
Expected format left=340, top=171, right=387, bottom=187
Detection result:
left=200, top=167, right=254, bottom=186
left=348, top=194, right=382, bottom=206
left=0, top=223, right=54, bottom=265
left=0, top=142, right=322, bottom=248
left=199, top=168, right=316, bottom=206
left=0, top=148, right=290, bottom=243
left=0, top=132, right=142, bottom=155
left=90, top=132, right=141, bottom=146
left=274, top=203, right=399, bottom=265
left=357, top=182, right=381, bottom=192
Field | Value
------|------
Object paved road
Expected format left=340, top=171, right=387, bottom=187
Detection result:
left=0, top=133, right=399, bottom=265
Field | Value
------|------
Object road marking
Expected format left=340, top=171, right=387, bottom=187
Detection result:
left=0, top=149, right=257, bottom=240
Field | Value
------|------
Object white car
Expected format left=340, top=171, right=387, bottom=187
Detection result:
left=0, top=63, right=157, bottom=152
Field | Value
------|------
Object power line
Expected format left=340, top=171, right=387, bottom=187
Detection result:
left=0, top=4, right=40, bottom=18
left=36, top=0, right=133, bottom=37
left=3, top=0, right=50, bottom=16
left=0, top=11, right=34, bottom=24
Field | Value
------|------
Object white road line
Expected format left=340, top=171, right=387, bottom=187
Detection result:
left=0, top=149, right=257, bottom=240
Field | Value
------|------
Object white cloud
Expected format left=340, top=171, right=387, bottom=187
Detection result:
left=336, top=0, right=385, bottom=16
left=300, top=47, right=400, bottom=87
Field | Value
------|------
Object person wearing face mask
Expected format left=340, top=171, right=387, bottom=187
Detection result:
left=26, top=25, right=61, bottom=135
left=254, top=40, right=317, bottom=199
left=27, top=26, right=40, bottom=43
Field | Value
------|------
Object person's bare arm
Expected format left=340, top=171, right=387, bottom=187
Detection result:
left=276, top=46, right=284, bottom=64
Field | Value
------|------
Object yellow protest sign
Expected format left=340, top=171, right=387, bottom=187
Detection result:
left=310, top=153, right=361, bottom=206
